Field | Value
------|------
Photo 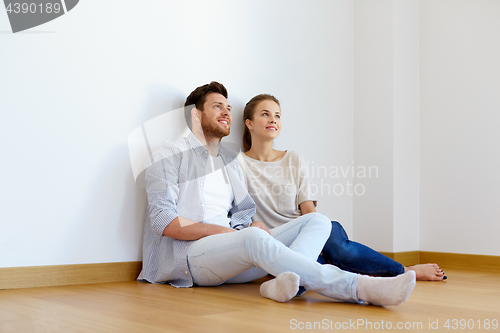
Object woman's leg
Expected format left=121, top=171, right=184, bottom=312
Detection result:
left=320, top=221, right=405, bottom=276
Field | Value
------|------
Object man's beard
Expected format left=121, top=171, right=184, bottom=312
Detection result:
left=200, top=115, right=230, bottom=139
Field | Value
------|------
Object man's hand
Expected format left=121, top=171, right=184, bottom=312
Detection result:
left=250, top=220, right=271, bottom=234
left=212, top=225, right=237, bottom=235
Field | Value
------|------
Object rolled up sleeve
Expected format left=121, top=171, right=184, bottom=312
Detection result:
left=145, top=147, right=181, bottom=236
left=228, top=160, right=255, bottom=230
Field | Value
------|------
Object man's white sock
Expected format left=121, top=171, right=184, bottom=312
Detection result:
left=260, top=272, right=300, bottom=303
left=356, top=270, right=416, bottom=306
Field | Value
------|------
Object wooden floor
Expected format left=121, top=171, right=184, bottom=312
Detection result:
left=1, top=268, right=499, bottom=333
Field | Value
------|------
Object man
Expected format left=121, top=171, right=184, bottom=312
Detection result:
left=137, top=81, right=416, bottom=305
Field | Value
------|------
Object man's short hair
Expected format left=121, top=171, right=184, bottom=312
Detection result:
left=184, top=81, right=228, bottom=130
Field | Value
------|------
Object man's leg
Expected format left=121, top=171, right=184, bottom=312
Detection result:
left=269, top=213, right=332, bottom=260
left=188, top=226, right=360, bottom=302
left=224, top=212, right=331, bottom=284
left=188, top=213, right=416, bottom=304
left=189, top=212, right=330, bottom=285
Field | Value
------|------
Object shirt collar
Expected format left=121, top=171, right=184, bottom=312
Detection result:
left=186, top=132, right=209, bottom=156
left=186, top=131, right=237, bottom=161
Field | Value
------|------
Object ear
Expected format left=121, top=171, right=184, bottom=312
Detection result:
left=191, top=107, right=200, bottom=120
left=245, top=118, right=253, bottom=131
left=191, top=108, right=203, bottom=129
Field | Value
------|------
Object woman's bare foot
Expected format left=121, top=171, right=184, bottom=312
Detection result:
left=405, top=264, right=446, bottom=281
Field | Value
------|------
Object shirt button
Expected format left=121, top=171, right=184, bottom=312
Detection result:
left=185, top=271, right=188, bottom=274
left=200, top=183, right=203, bottom=186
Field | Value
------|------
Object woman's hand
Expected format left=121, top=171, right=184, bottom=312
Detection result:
left=250, top=220, right=271, bottom=234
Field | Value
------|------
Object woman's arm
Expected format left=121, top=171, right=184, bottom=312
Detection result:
left=295, top=152, right=318, bottom=216
left=250, top=220, right=271, bottom=234
left=299, top=201, right=317, bottom=215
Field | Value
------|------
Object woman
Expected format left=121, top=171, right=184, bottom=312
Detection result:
left=238, top=94, right=446, bottom=281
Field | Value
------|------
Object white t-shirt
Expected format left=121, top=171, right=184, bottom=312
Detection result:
left=202, top=155, right=233, bottom=227
left=237, top=151, right=317, bottom=229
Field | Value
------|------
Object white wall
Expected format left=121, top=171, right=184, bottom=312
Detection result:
left=353, top=0, right=395, bottom=252
left=392, top=0, right=420, bottom=252
left=0, top=0, right=354, bottom=267
left=352, top=0, right=420, bottom=253
left=2, top=0, right=499, bottom=269
left=354, top=0, right=499, bottom=256
left=419, top=0, right=500, bottom=255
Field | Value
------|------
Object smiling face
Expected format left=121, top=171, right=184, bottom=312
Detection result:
left=245, top=99, right=281, bottom=141
left=198, top=92, right=232, bottom=140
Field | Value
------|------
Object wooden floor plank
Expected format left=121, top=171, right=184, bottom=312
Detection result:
left=0, top=268, right=499, bottom=332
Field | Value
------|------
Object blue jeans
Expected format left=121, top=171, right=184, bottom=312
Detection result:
left=187, top=213, right=360, bottom=303
left=319, top=221, right=405, bottom=276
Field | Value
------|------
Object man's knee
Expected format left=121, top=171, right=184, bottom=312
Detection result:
left=308, top=212, right=332, bottom=233
left=240, top=226, right=270, bottom=238
left=239, top=227, right=272, bottom=247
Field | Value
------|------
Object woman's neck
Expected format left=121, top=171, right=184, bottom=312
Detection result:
left=246, top=139, right=284, bottom=162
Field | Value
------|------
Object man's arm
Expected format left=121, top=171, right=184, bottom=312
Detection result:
left=146, top=144, right=237, bottom=241
left=162, top=216, right=235, bottom=240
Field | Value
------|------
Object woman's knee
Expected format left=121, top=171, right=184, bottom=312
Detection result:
left=324, top=222, right=350, bottom=253
left=330, top=221, right=348, bottom=238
